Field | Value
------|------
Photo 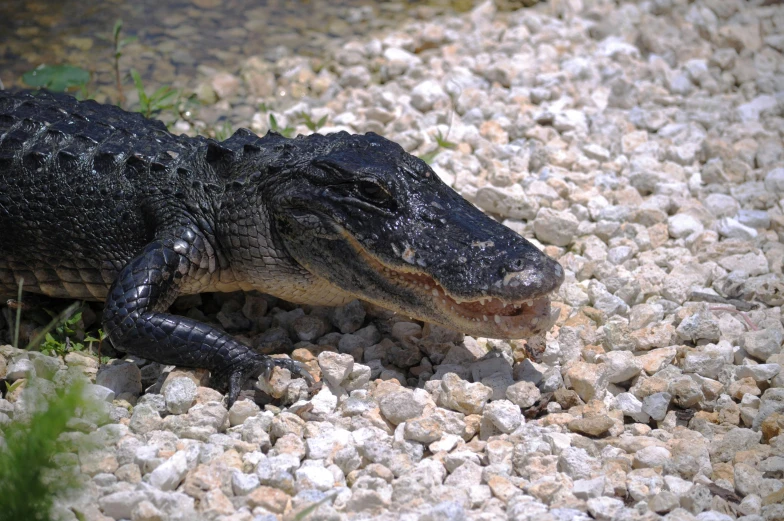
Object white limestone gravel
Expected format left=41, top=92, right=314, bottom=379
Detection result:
left=2, top=0, right=784, bottom=520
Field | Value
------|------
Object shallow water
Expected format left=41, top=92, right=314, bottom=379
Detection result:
left=0, top=0, right=457, bottom=93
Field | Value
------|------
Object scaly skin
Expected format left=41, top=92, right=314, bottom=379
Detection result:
left=0, top=90, right=563, bottom=405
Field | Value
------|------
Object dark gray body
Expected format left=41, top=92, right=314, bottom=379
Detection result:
left=0, top=90, right=564, bottom=404
left=0, top=91, right=208, bottom=300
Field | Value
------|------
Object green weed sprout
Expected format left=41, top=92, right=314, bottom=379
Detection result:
left=298, top=112, right=328, bottom=132
left=130, top=69, right=180, bottom=119
left=213, top=120, right=235, bottom=142
left=268, top=114, right=296, bottom=138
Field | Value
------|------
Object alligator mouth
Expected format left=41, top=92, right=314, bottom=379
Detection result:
left=340, top=231, right=557, bottom=337
left=377, top=262, right=554, bottom=335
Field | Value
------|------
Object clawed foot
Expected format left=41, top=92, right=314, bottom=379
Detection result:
left=216, top=353, right=316, bottom=408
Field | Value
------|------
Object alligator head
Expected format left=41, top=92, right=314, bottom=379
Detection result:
left=232, top=130, right=564, bottom=339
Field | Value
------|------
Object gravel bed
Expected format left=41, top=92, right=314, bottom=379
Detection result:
left=2, top=0, right=784, bottom=520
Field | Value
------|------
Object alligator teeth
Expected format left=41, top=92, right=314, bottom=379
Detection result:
left=483, top=315, right=488, bottom=322
left=494, top=315, right=501, bottom=324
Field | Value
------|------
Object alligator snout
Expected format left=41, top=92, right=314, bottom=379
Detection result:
left=502, top=255, right=564, bottom=294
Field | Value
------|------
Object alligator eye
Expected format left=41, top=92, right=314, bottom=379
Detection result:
left=357, top=181, right=389, bottom=202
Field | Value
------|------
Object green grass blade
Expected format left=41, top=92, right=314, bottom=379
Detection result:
left=150, top=85, right=175, bottom=101
left=129, top=69, right=148, bottom=105
left=118, top=36, right=137, bottom=50
left=294, top=492, right=337, bottom=520
left=13, top=277, right=22, bottom=349
left=113, top=19, right=123, bottom=41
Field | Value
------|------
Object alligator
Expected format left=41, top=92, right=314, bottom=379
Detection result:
left=0, top=90, right=564, bottom=404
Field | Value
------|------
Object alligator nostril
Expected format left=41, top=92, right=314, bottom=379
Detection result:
left=507, top=258, right=526, bottom=272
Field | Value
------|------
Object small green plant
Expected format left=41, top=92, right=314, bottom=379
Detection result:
left=23, top=301, right=80, bottom=355
left=212, top=120, right=234, bottom=141
left=84, top=328, right=108, bottom=353
left=298, top=112, right=328, bottom=132
left=434, top=128, right=457, bottom=150
left=419, top=119, right=458, bottom=165
left=268, top=114, right=295, bottom=138
left=258, top=101, right=271, bottom=113
left=38, top=307, right=86, bottom=357
left=29, top=304, right=106, bottom=357
left=4, top=379, right=24, bottom=395
left=0, top=381, right=88, bottom=521
left=130, top=68, right=180, bottom=119
left=22, top=64, right=91, bottom=95
left=40, top=328, right=107, bottom=358
left=112, top=19, right=137, bottom=108
left=9, top=283, right=104, bottom=358
left=418, top=150, right=438, bottom=165
left=416, top=99, right=458, bottom=164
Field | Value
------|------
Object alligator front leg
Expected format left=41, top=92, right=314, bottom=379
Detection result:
left=102, top=231, right=313, bottom=406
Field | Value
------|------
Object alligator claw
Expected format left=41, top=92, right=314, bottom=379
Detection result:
left=221, top=354, right=315, bottom=408
left=272, top=357, right=316, bottom=387
left=259, top=364, right=273, bottom=383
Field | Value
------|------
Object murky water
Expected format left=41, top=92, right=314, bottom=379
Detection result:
left=0, top=0, right=465, bottom=94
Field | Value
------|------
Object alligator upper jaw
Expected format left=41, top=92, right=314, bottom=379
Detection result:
left=345, top=235, right=560, bottom=339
